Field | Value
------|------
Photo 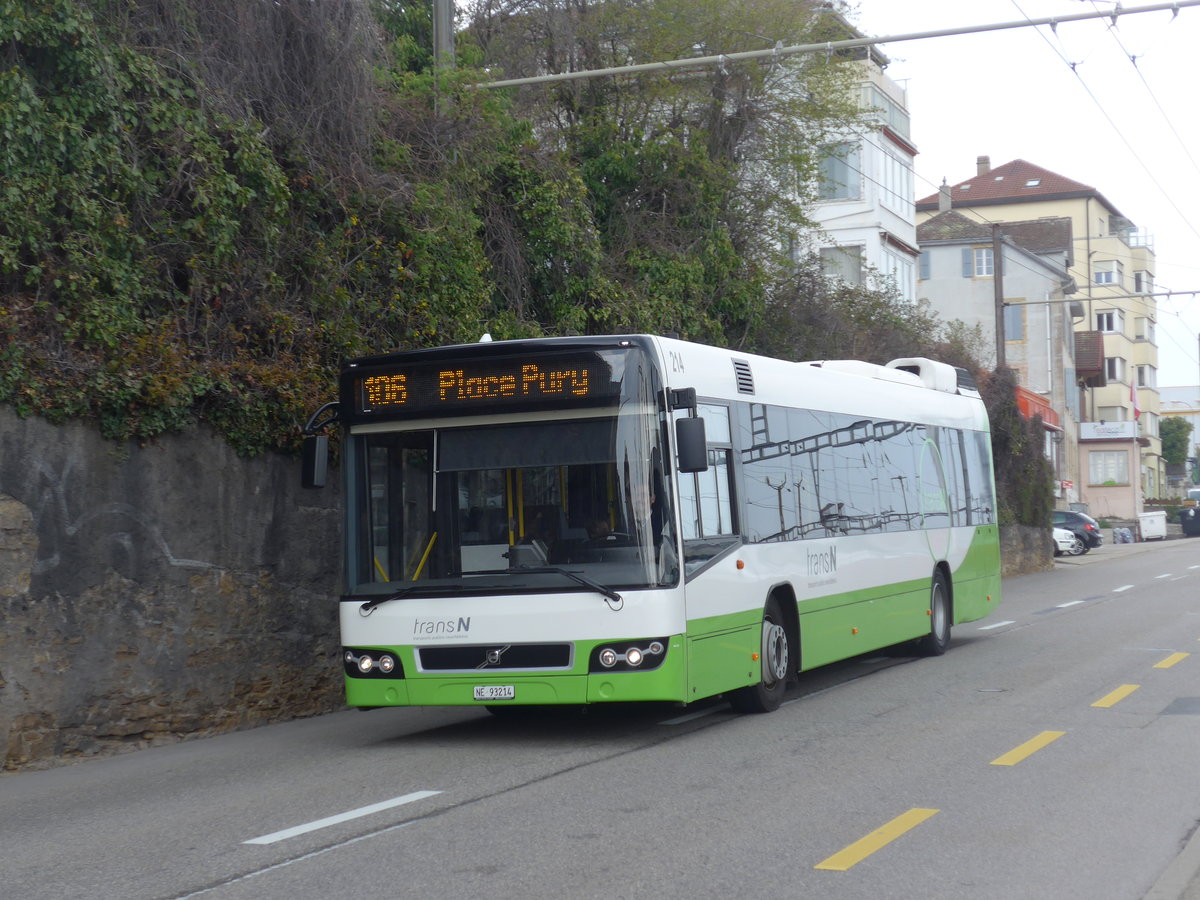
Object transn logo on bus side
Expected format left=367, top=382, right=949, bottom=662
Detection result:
left=807, top=546, right=837, bottom=577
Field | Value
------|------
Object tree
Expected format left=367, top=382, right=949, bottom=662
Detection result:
left=747, top=253, right=987, bottom=368
left=461, top=0, right=865, bottom=345
left=1160, top=416, right=1193, bottom=467
left=979, top=367, right=1054, bottom=528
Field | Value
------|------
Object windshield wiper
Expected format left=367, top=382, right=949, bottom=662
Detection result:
left=468, top=566, right=624, bottom=610
left=356, top=567, right=625, bottom=614
left=508, top=566, right=624, bottom=611
left=356, top=583, right=465, bottom=615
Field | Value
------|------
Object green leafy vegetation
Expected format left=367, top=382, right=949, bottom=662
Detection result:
left=980, top=367, right=1055, bottom=528
left=2, top=0, right=1010, bottom=485
left=1159, top=415, right=1192, bottom=466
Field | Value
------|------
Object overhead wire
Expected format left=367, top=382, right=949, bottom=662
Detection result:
left=851, top=5, right=1194, bottom=304
left=1084, top=0, right=1200, bottom=374
left=1009, top=0, right=1200, bottom=374
left=1080, top=0, right=1200, bottom=182
left=1006, top=0, right=1200, bottom=248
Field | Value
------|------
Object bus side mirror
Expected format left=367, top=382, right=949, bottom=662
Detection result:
left=301, top=435, right=329, bottom=488
left=675, top=417, right=708, bottom=473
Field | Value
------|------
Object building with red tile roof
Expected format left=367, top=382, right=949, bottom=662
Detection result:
left=915, top=155, right=1160, bottom=517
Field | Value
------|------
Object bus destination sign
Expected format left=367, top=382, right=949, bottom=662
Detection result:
left=355, top=355, right=619, bottom=416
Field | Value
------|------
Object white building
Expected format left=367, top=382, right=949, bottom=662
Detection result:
left=807, top=35, right=917, bottom=302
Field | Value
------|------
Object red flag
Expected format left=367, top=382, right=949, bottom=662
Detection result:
left=1131, top=380, right=1141, bottom=420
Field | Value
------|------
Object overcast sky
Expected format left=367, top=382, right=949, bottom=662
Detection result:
left=845, top=0, right=1200, bottom=387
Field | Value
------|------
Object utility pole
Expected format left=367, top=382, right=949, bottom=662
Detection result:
left=433, top=0, right=455, bottom=70
left=432, top=0, right=455, bottom=115
left=993, top=224, right=1006, bottom=369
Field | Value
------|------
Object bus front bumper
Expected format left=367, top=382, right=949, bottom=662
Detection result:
left=343, top=640, right=689, bottom=708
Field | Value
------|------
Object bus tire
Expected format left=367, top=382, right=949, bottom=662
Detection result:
left=915, top=569, right=951, bottom=657
left=730, top=595, right=793, bottom=714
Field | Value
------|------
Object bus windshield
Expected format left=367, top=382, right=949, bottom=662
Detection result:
left=346, top=352, right=677, bottom=598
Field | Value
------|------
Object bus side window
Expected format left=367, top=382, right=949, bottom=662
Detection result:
left=695, top=448, right=735, bottom=537
left=678, top=454, right=735, bottom=540
left=677, top=404, right=737, bottom=576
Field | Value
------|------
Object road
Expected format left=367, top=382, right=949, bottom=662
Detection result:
left=3, top=538, right=1199, bottom=899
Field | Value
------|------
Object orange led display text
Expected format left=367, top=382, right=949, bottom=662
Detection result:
left=358, top=359, right=606, bottom=415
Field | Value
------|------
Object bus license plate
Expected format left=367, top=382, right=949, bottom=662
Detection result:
left=474, top=685, right=515, bottom=701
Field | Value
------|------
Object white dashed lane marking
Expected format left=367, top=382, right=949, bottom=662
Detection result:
left=243, top=791, right=442, bottom=845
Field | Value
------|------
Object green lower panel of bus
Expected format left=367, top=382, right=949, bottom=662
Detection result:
left=798, top=582, right=930, bottom=670
left=344, top=639, right=691, bottom=707
left=951, top=524, right=1003, bottom=622
left=685, top=588, right=932, bottom=676
left=685, top=622, right=761, bottom=700
left=683, top=560, right=1000, bottom=677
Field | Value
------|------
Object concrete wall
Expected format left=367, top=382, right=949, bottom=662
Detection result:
left=0, top=407, right=343, bottom=771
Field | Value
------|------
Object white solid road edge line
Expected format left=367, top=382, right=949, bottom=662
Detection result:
left=243, top=790, right=442, bottom=845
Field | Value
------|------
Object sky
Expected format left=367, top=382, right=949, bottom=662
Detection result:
left=845, top=0, right=1200, bottom=387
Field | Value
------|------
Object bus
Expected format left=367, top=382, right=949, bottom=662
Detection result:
left=301, top=334, right=1001, bottom=714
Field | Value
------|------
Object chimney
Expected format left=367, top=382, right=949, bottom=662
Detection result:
left=938, top=178, right=951, bottom=212
left=976, top=155, right=991, bottom=175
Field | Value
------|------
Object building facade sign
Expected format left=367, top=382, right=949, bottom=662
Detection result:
left=1081, top=421, right=1137, bottom=440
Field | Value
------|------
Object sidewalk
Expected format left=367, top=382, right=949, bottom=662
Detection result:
left=1145, top=821, right=1200, bottom=900
left=1054, top=527, right=1196, bottom=567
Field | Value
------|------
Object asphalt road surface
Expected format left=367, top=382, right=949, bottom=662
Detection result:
left=4, top=537, right=1199, bottom=899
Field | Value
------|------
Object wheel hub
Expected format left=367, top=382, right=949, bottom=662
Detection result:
left=762, top=620, right=788, bottom=685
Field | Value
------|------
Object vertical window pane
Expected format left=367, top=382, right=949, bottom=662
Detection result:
left=1004, top=304, right=1024, bottom=340
left=819, top=142, right=862, bottom=200
left=820, top=245, right=864, bottom=284
left=697, top=404, right=731, bottom=443
left=974, top=248, right=994, bottom=277
left=1089, top=450, right=1129, bottom=484
left=710, top=451, right=732, bottom=535
left=677, top=473, right=700, bottom=540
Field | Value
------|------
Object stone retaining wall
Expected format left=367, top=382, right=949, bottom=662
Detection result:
left=0, top=407, right=343, bottom=771
left=1000, top=524, right=1053, bottom=577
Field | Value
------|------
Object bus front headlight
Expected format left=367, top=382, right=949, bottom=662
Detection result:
left=590, top=638, right=669, bottom=672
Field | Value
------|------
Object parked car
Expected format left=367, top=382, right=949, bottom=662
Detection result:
left=1052, top=510, right=1103, bottom=553
left=1053, top=526, right=1083, bottom=556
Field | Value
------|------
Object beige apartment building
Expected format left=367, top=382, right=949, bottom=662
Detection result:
left=917, top=157, right=1161, bottom=518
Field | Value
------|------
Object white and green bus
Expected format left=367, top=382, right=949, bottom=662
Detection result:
left=302, top=335, right=1000, bottom=714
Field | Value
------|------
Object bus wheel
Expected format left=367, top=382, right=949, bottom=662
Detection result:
left=915, top=570, right=950, bottom=657
left=730, top=596, right=792, bottom=714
